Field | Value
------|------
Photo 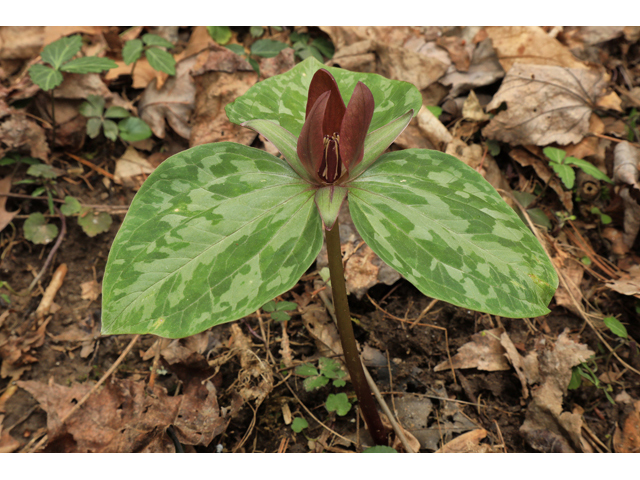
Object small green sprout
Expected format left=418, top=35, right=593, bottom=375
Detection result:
left=78, top=95, right=152, bottom=143
left=123, top=33, right=176, bottom=76
left=291, top=417, right=309, bottom=433
left=325, top=392, right=352, bottom=416
left=261, top=299, right=298, bottom=322
left=543, top=147, right=613, bottom=190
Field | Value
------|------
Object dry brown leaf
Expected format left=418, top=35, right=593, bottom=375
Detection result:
left=575, top=27, right=625, bottom=46
left=440, top=38, right=505, bottom=98
left=230, top=323, right=273, bottom=406
left=42, top=26, right=103, bottom=45
left=18, top=376, right=227, bottom=452
left=462, top=90, right=490, bottom=122
left=445, top=139, right=509, bottom=193
left=613, top=141, right=640, bottom=248
left=113, top=146, right=155, bottom=188
left=138, top=55, right=197, bottom=139
left=520, top=330, right=594, bottom=452
left=0, top=430, right=20, bottom=453
left=320, top=26, right=420, bottom=51
left=80, top=279, right=101, bottom=302
left=434, top=328, right=510, bottom=372
left=509, top=148, right=573, bottom=211
left=613, top=400, right=640, bottom=453
left=484, top=63, right=607, bottom=146
left=0, top=113, right=49, bottom=161
left=105, top=58, right=157, bottom=89
left=552, top=257, right=585, bottom=316
left=500, top=331, right=540, bottom=399
left=416, top=106, right=452, bottom=150
left=485, top=26, right=587, bottom=71
left=0, top=174, right=18, bottom=233
left=301, top=303, right=343, bottom=358
left=607, top=265, right=640, bottom=298
left=436, top=428, right=499, bottom=453
left=436, top=36, right=471, bottom=72
left=0, top=26, right=44, bottom=60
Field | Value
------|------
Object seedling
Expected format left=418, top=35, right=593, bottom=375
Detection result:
left=78, top=95, right=152, bottom=142
left=225, top=39, right=289, bottom=77
left=543, top=147, right=613, bottom=190
left=325, top=392, right=352, bottom=416
left=295, top=356, right=347, bottom=391
left=589, top=206, right=612, bottom=225
left=102, top=58, right=558, bottom=446
left=568, top=358, right=615, bottom=405
left=28, top=35, right=117, bottom=143
left=261, top=299, right=298, bottom=322
left=603, top=316, right=627, bottom=340
left=289, top=31, right=334, bottom=62
left=291, top=417, right=309, bottom=433
left=122, top=34, right=176, bottom=76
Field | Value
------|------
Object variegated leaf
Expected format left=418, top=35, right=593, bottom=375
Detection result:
left=349, top=149, right=558, bottom=318
left=102, top=143, right=322, bottom=338
left=226, top=56, right=421, bottom=137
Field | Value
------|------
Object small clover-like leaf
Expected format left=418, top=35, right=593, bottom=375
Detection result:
left=122, top=39, right=144, bottom=65
left=543, top=146, right=567, bottom=164
left=276, top=301, right=298, bottom=311
left=261, top=300, right=276, bottom=312
left=78, top=95, right=105, bottom=118
left=225, top=44, right=246, bottom=56
left=77, top=208, right=112, bottom=237
left=294, top=364, right=319, bottom=377
left=86, top=117, right=103, bottom=139
left=145, top=47, right=176, bottom=75
left=303, top=375, right=329, bottom=392
left=104, top=106, right=130, bottom=119
left=28, top=64, right=64, bottom=91
left=60, top=196, right=82, bottom=216
left=291, top=417, right=308, bottom=433
left=142, top=34, right=174, bottom=49
left=550, top=162, right=575, bottom=189
left=249, top=26, right=264, bottom=38
left=207, top=27, right=232, bottom=45
left=325, top=393, right=351, bottom=416
left=41, top=35, right=83, bottom=69
left=24, top=212, right=58, bottom=245
left=271, top=311, right=290, bottom=322
left=118, top=117, right=153, bottom=142
left=60, top=56, right=118, bottom=74
left=319, top=357, right=346, bottom=380
left=603, top=316, right=627, bottom=339
left=103, top=120, right=119, bottom=141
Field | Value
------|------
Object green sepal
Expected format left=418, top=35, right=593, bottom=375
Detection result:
left=314, top=186, right=348, bottom=231
left=349, top=110, right=413, bottom=181
left=349, top=149, right=558, bottom=319
left=241, top=119, right=312, bottom=182
left=102, top=143, right=323, bottom=338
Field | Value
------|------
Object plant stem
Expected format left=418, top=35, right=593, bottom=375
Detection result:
left=50, top=89, right=56, bottom=146
left=325, top=222, right=388, bottom=446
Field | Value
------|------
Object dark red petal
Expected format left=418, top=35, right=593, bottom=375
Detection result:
left=339, top=81, right=375, bottom=172
left=306, top=69, right=345, bottom=136
left=297, top=90, right=330, bottom=183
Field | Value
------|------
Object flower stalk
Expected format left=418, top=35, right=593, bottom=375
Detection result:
left=325, top=221, right=389, bottom=446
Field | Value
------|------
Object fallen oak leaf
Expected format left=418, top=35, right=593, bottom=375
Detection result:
left=0, top=174, right=19, bottom=233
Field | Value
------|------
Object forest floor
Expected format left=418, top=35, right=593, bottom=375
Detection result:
left=1, top=26, right=640, bottom=453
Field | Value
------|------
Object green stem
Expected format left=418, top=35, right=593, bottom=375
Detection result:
left=50, top=89, right=56, bottom=146
left=325, top=222, right=389, bottom=446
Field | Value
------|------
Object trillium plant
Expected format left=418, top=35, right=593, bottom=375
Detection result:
left=102, top=57, right=558, bottom=447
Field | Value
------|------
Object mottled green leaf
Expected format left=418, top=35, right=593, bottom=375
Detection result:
left=250, top=39, right=288, bottom=58
left=349, top=149, right=558, bottom=318
left=28, top=64, right=63, bottom=91
left=102, top=143, right=323, bottom=338
left=24, top=212, right=58, bottom=244
left=78, top=95, right=105, bottom=118
left=142, top=34, right=174, bottom=49
left=60, top=196, right=82, bottom=216
left=315, top=186, right=348, bottom=231
left=60, top=56, right=118, bottom=74
left=145, top=47, right=176, bottom=75
left=207, top=27, right=232, bottom=45
left=325, top=392, right=351, bottom=416
left=226, top=56, right=421, bottom=137
left=118, top=117, right=152, bottom=142
left=78, top=208, right=112, bottom=237
left=603, top=316, right=627, bottom=339
left=41, top=35, right=83, bottom=69
left=123, top=39, right=144, bottom=65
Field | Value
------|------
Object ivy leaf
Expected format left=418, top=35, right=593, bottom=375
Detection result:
left=77, top=208, right=112, bottom=237
left=145, top=47, right=176, bottom=75
left=60, top=57, right=118, bottom=74
left=60, top=196, right=82, bottom=216
left=41, top=35, right=83, bottom=69
left=28, top=64, right=64, bottom=91
left=118, top=117, right=153, bottom=142
left=349, top=149, right=558, bottom=319
left=250, top=39, right=288, bottom=58
left=325, top=393, right=351, bottom=416
left=24, top=212, right=58, bottom=244
left=207, top=27, right=232, bottom=45
left=101, top=143, right=323, bottom=338
left=142, top=34, right=174, bottom=49
left=122, top=39, right=144, bottom=65
left=226, top=56, right=421, bottom=137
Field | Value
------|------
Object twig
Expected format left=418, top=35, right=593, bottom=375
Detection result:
left=29, top=334, right=141, bottom=452
left=65, top=152, right=115, bottom=180
left=27, top=206, right=66, bottom=294
left=34, top=263, right=67, bottom=320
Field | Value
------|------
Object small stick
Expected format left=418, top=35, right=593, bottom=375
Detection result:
left=30, top=334, right=141, bottom=452
left=34, top=263, right=67, bottom=321
left=27, top=207, right=66, bottom=294
left=65, top=152, right=115, bottom=180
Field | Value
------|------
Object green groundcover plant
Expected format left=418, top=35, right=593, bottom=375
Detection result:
left=102, top=57, right=558, bottom=446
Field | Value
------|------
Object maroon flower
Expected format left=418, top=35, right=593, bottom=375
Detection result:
left=297, top=69, right=375, bottom=185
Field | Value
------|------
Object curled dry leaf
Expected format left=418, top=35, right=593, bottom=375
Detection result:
left=416, top=105, right=452, bottom=150
left=613, top=399, right=640, bottom=453
left=0, top=175, right=18, bottom=233
left=301, top=303, right=343, bottom=358
left=436, top=35, right=471, bottom=72
left=613, top=141, right=640, bottom=249
left=230, top=323, right=273, bottom=406
left=113, top=145, right=155, bottom=189
left=520, top=330, right=594, bottom=453
left=484, top=63, right=608, bottom=146
left=436, top=428, right=501, bottom=453
left=607, top=264, right=640, bottom=298
left=0, top=113, right=49, bottom=161
left=434, top=328, right=510, bottom=372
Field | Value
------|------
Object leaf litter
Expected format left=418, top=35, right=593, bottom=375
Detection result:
left=2, top=25, right=640, bottom=453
